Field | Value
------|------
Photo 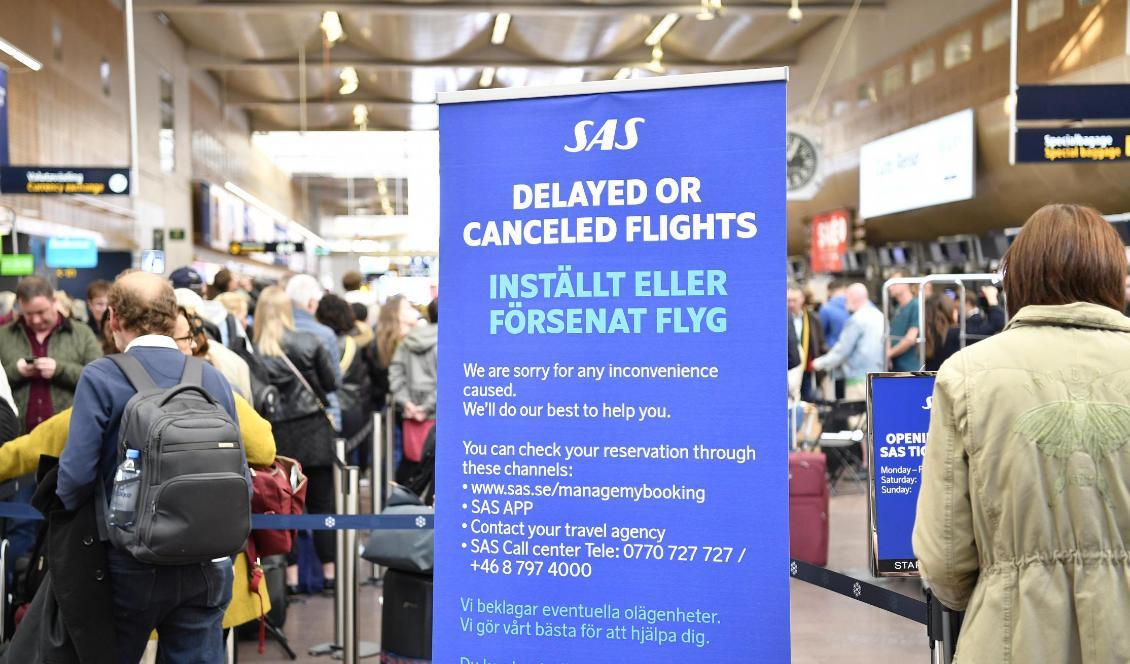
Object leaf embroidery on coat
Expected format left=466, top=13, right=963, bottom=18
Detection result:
left=1013, top=395, right=1130, bottom=505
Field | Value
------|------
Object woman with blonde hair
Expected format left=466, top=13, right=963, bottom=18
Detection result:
left=253, top=286, right=339, bottom=594
left=374, top=295, right=421, bottom=464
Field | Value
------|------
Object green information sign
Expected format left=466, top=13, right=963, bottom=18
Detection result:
left=0, top=254, right=34, bottom=276
left=169, top=228, right=186, bottom=241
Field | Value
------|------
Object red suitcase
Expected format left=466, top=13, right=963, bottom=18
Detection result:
left=789, top=451, right=829, bottom=566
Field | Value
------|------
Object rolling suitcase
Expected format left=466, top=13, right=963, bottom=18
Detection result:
left=381, top=569, right=433, bottom=660
left=789, top=451, right=829, bottom=566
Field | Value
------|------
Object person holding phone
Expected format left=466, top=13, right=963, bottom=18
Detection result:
left=0, top=276, right=103, bottom=564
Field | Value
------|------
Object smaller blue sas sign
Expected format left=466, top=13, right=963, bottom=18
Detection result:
left=45, top=237, right=98, bottom=269
left=868, top=372, right=936, bottom=577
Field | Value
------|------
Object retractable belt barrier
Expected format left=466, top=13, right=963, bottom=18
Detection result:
left=0, top=493, right=919, bottom=621
left=789, top=558, right=926, bottom=624
left=0, top=501, right=434, bottom=530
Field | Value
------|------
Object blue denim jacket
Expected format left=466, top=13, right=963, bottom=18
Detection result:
left=812, top=302, right=886, bottom=381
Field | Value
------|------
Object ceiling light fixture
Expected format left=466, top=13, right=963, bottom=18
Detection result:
left=787, top=0, right=803, bottom=24
left=320, top=11, right=344, bottom=44
left=645, top=44, right=666, bottom=74
left=697, top=0, right=724, bottom=20
left=223, top=181, right=327, bottom=247
left=0, top=36, right=42, bottom=71
left=479, top=66, right=496, bottom=88
left=644, top=13, right=679, bottom=47
left=352, top=104, right=368, bottom=130
left=491, top=13, right=512, bottom=46
left=339, top=66, right=359, bottom=95
left=613, top=68, right=632, bottom=80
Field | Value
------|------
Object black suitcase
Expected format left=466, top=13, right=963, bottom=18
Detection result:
left=381, top=569, right=433, bottom=659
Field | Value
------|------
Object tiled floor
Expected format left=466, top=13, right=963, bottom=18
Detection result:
left=235, top=569, right=384, bottom=663
left=239, top=493, right=926, bottom=662
left=790, top=492, right=926, bottom=663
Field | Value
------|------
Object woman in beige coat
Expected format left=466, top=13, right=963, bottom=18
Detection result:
left=914, top=204, right=1130, bottom=663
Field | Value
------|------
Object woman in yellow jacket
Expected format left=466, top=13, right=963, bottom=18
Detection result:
left=0, top=307, right=276, bottom=630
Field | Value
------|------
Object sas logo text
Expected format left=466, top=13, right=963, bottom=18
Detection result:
left=565, top=118, right=645, bottom=153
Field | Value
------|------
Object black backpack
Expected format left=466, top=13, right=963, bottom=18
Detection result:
left=226, top=341, right=281, bottom=422
left=100, top=354, right=251, bottom=565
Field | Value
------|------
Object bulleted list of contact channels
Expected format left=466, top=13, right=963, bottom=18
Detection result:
left=436, top=72, right=790, bottom=662
left=458, top=362, right=759, bottom=577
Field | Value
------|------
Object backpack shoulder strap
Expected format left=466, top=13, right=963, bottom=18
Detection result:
left=109, top=353, right=158, bottom=392
left=180, top=356, right=204, bottom=386
left=94, top=473, right=110, bottom=542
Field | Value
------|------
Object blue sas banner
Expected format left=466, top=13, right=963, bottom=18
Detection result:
left=435, top=69, right=790, bottom=662
left=867, top=372, right=936, bottom=577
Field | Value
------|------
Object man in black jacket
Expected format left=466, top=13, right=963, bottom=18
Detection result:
left=962, top=285, right=1006, bottom=341
left=788, top=286, right=826, bottom=401
left=2, top=457, right=115, bottom=664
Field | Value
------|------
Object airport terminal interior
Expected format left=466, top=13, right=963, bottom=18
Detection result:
left=0, top=0, right=1129, bottom=662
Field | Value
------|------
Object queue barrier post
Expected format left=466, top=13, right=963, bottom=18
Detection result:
left=365, top=411, right=384, bottom=584
left=339, top=463, right=380, bottom=661
left=371, top=410, right=385, bottom=515
left=342, top=466, right=358, bottom=663
left=334, top=439, right=347, bottom=648
left=385, top=397, right=396, bottom=501
left=309, top=439, right=350, bottom=658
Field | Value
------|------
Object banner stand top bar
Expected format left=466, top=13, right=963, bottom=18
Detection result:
left=435, top=66, right=789, bottom=105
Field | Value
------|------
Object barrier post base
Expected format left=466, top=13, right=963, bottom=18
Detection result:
left=308, top=642, right=342, bottom=657
left=332, top=641, right=380, bottom=660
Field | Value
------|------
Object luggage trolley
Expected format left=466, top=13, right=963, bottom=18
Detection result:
left=881, top=273, right=1006, bottom=371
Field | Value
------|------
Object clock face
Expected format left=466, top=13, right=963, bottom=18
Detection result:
left=786, top=132, right=818, bottom=191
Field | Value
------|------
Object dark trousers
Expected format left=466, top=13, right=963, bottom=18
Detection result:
left=304, top=465, right=337, bottom=567
left=108, top=549, right=233, bottom=664
left=800, top=371, right=820, bottom=402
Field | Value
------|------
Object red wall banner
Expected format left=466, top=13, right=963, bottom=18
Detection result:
left=810, top=209, right=850, bottom=273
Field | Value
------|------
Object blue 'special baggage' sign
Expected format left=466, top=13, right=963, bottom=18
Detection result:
left=435, top=69, right=790, bottom=662
left=867, top=372, right=936, bottom=577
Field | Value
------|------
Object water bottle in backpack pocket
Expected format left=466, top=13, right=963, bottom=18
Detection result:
left=102, top=354, right=252, bottom=565
left=108, top=449, right=142, bottom=529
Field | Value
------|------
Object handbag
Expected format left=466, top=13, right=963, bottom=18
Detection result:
left=362, top=484, right=434, bottom=574
left=250, top=455, right=308, bottom=558
left=402, top=418, right=435, bottom=463
left=279, top=351, right=336, bottom=430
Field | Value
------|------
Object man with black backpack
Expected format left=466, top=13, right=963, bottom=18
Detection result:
left=57, top=271, right=251, bottom=664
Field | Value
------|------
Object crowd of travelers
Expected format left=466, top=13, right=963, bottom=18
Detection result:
left=792, top=204, right=1130, bottom=662
left=787, top=274, right=1007, bottom=401
left=0, top=266, right=437, bottom=662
